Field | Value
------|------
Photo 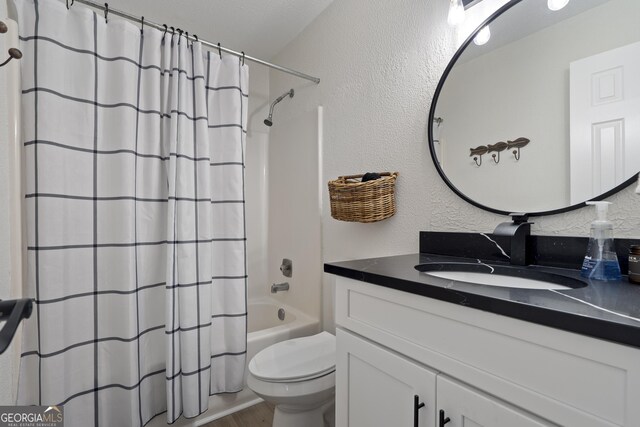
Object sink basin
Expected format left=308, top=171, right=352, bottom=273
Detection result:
left=415, top=262, right=586, bottom=290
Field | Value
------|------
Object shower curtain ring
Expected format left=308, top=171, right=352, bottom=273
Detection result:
left=104, top=3, right=109, bottom=23
left=217, top=43, right=222, bottom=59
left=0, top=48, right=22, bottom=68
left=66, top=0, right=74, bottom=9
left=163, top=24, right=168, bottom=38
left=241, top=51, right=245, bottom=66
left=140, top=16, right=144, bottom=33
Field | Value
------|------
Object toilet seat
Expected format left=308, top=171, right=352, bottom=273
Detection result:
left=248, top=331, right=336, bottom=383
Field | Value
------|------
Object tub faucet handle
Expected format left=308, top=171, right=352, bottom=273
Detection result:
left=280, top=258, right=292, bottom=277
left=271, top=282, right=290, bottom=293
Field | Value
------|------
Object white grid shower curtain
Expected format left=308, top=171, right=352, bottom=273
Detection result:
left=13, top=0, right=248, bottom=425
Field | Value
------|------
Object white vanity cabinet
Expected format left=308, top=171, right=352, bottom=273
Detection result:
left=334, top=277, right=640, bottom=427
left=437, top=376, right=551, bottom=427
left=337, top=328, right=550, bottom=427
left=337, top=328, right=436, bottom=427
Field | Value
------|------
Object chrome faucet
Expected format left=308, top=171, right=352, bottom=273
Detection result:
left=493, top=213, right=533, bottom=266
left=271, top=282, right=290, bottom=293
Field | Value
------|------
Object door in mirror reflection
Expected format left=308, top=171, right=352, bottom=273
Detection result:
left=570, top=41, right=640, bottom=204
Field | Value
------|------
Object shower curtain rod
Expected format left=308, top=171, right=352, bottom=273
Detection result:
left=72, top=0, right=321, bottom=84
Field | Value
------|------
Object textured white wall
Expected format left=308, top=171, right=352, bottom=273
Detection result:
left=270, top=0, right=640, bottom=331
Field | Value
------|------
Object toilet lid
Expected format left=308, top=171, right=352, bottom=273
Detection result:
left=249, top=332, right=336, bottom=382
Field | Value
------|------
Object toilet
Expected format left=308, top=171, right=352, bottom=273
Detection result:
left=247, top=331, right=336, bottom=427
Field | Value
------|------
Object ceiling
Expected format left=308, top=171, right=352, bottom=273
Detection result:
left=99, top=0, right=334, bottom=60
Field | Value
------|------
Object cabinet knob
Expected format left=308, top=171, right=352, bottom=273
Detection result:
left=413, top=395, right=425, bottom=427
left=439, top=409, right=451, bottom=426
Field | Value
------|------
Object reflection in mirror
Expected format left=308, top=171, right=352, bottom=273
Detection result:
left=431, top=0, right=640, bottom=215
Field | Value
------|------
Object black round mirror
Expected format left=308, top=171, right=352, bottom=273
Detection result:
left=428, top=0, right=640, bottom=216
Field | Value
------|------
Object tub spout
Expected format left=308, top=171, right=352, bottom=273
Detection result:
left=271, top=282, right=290, bottom=293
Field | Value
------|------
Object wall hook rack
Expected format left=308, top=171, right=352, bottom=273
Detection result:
left=0, top=21, right=22, bottom=68
left=469, top=137, right=530, bottom=167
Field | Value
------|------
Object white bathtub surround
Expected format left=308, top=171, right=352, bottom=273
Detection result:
left=14, top=0, right=247, bottom=425
left=245, top=66, right=271, bottom=301
left=267, top=106, right=323, bottom=321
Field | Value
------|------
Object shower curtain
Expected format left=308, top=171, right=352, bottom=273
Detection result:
left=13, top=0, right=248, bottom=425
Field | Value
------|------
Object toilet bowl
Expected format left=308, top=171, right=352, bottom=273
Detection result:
left=247, top=331, right=336, bottom=427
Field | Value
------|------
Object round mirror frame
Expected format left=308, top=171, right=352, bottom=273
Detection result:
left=427, top=0, right=638, bottom=217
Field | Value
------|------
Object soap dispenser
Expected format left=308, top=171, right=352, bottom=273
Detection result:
left=581, top=201, right=621, bottom=281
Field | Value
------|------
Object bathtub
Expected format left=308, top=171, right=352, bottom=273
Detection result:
left=156, top=297, right=319, bottom=427
left=243, top=298, right=319, bottom=383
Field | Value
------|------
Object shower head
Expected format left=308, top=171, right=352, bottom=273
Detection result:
left=264, top=89, right=294, bottom=127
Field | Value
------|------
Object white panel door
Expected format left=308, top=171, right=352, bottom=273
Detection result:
left=570, top=41, right=640, bottom=204
left=336, top=328, right=436, bottom=427
left=437, top=376, right=554, bottom=427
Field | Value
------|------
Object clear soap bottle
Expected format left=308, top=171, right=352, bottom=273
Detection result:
left=580, top=201, right=621, bottom=281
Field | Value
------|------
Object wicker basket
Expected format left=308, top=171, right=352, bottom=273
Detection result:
left=328, top=172, right=399, bottom=223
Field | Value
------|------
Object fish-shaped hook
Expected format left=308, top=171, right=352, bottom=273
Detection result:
left=506, top=137, right=530, bottom=149
left=487, top=141, right=508, bottom=153
left=469, top=146, right=488, bottom=157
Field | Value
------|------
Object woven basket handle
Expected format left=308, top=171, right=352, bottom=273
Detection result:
left=339, top=172, right=396, bottom=180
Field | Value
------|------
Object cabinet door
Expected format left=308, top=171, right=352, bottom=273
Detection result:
left=437, top=376, right=554, bottom=427
left=336, top=328, right=436, bottom=427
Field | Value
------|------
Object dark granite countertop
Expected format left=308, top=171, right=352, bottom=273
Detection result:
left=325, top=253, right=640, bottom=349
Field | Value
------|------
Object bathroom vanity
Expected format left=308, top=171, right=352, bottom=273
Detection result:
left=324, top=0, right=640, bottom=424
left=325, top=248, right=640, bottom=427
